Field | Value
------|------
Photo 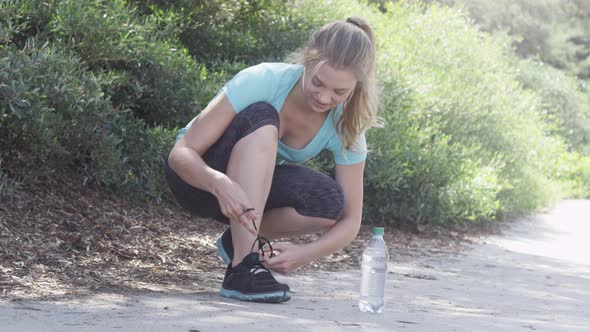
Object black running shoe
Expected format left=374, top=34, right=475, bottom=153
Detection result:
left=216, top=228, right=233, bottom=265
left=216, top=227, right=274, bottom=265
left=220, top=252, right=290, bottom=303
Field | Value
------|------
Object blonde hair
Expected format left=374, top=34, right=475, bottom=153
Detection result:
left=286, top=16, right=380, bottom=150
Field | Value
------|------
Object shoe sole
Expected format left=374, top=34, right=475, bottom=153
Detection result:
left=216, top=235, right=232, bottom=265
left=220, top=288, right=291, bottom=303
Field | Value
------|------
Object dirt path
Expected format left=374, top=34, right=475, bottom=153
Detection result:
left=1, top=200, right=589, bottom=331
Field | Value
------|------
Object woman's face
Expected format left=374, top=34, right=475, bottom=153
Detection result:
left=302, top=63, right=357, bottom=113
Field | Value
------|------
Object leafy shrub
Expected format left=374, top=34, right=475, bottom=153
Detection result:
left=0, top=2, right=25, bottom=46
left=0, top=44, right=175, bottom=201
left=0, top=44, right=111, bottom=179
left=0, top=159, right=19, bottom=197
left=0, top=0, right=57, bottom=48
left=375, top=2, right=574, bottom=220
left=95, top=115, right=176, bottom=202
left=364, top=81, right=501, bottom=225
left=433, top=0, right=590, bottom=79
left=301, top=0, right=575, bottom=223
left=559, top=152, right=590, bottom=198
left=133, top=0, right=322, bottom=66
left=50, top=0, right=226, bottom=127
left=516, top=59, right=590, bottom=152
left=2, top=0, right=587, bottom=222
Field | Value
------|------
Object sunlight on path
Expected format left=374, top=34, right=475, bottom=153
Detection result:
left=491, top=200, right=590, bottom=268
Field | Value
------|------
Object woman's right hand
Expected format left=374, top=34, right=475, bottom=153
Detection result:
left=212, top=174, right=259, bottom=236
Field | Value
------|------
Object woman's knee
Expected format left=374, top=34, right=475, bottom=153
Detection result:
left=297, top=174, right=345, bottom=222
left=316, top=181, right=345, bottom=222
left=203, top=102, right=279, bottom=171
left=269, top=165, right=345, bottom=222
left=232, top=102, right=280, bottom=155
left=294, top=188, right=342, bottom=231
left=237, top=102, right=280, bottom=137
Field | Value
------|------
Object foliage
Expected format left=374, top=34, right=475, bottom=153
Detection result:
left=131, top=0, right=323, bottom=66
left=319, top=1, right=576, bottom=222
left=48, top=0, right=226, bottom=127
left=364, top=81, right=502, bottom=224
left=0, top=0, right=57, bottom=48
left=1, top=0, right=588, bottom=226
left=0, top=44, right=111, bottom=179
left=95, top=115, right=176, bottom=202
left=0, top=159, right=18, bottom=199
left=0, top=44, right=175, bottom=201
left=563, top=153, right=590, bottom=198
left=434, top=0, right=590, bottom=80
left=515, top=59, right=590, bottom=153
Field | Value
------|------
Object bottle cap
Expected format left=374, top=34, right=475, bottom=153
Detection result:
left=372, top=227, right=384, bottom=235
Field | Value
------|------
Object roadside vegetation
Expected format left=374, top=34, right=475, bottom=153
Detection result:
left=2, top=0, right=589, bottom=228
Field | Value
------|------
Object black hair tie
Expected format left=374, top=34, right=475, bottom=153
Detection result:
left=346, top=17, right=361, bottom=28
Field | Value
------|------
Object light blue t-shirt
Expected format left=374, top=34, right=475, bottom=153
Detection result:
left=179, top=62, right=367, bottom=165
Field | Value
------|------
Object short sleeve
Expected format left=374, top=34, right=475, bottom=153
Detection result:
left=221, top=64, right=275, bottom=113
left=332, top=133, right=367, bottom=165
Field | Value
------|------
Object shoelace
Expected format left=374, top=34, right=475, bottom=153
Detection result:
left=248, top=218, right=275, bottom=259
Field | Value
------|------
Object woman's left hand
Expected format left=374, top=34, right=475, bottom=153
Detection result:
left=261, top=242, right=311, bottom=274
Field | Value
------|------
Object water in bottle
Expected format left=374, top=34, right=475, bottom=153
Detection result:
left=359, top=226, right=389, bottom=313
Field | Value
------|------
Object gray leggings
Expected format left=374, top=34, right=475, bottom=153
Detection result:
left=164, top=102, right=344, bottom=224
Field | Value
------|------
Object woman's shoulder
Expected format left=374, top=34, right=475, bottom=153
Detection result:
left=227, top=62, right=303, bottom=94
left=222, top=62, right=303, bottom=114
left=240, top=62, right=302, bottom=76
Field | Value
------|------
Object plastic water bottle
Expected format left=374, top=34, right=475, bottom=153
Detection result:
left=359, top=227, right=389, bottom=313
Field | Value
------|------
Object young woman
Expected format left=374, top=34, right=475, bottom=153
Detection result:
left=165, top=16, right=379, bottom=303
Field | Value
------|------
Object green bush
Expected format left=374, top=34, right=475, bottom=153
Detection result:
left=0, top=159, right=19, bottom=198
left=558, top=152, right=590, bottom=198
left=377, top=2, right=574, bottom=219
left=0, top=2, right=25, bottom=46
left=134, top=0, right=322, bottom=66
left=50, top=0, right=226, bottom=127
left=433, top=0, right=590, bottom=79
left=2, top=0, right=587, bottom=223
left=364, top=81, right=501, bottom=225
left=0, top=44, right=175, bottom=201
left=0, top=0, right=57, bottom=48
left=516, top=58, right=590, bottom=152
left=0, top=44, right=111, bottom=179
left=303, top=0, right=574, bottom=223
left=95, top=115, right=176, bottom=202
